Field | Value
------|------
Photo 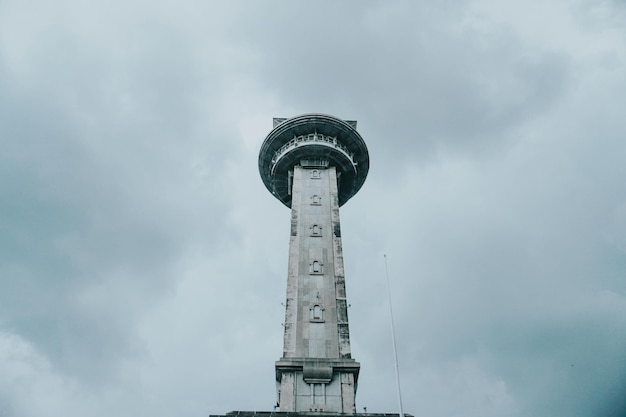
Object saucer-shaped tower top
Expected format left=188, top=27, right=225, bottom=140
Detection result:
left=259, top=113, right=369, bottom=208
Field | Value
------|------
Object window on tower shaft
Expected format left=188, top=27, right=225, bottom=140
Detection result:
left=310, top=260, right=323, bottom=274
left=310, top=305, right=324, bottom=322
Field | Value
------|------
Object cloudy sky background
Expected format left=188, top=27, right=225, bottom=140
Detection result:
left=1, top=1, right=626, bottom=416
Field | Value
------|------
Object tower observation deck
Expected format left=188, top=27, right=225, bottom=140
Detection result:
left=259, top=114, right=369, bottom=208
left=258, top=114, right=369, bottom=414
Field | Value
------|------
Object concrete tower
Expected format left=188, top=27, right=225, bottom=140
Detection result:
left=258, top=114, right=369, bottom=414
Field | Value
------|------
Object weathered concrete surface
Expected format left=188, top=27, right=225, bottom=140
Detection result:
left=276, top=166, right=359, bottom=413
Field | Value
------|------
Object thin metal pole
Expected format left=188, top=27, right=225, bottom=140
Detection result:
left=384, top=254, right=405, bottom=417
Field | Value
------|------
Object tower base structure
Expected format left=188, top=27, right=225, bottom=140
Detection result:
left=275, top=358, right=360, bottom=413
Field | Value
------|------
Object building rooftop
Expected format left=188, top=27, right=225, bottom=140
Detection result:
left=211, top=412, right=412, bottom=417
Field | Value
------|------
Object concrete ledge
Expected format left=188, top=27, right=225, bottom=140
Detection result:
left=275, top=358, right=361, bottom=382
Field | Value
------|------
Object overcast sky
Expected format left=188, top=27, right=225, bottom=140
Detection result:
left=1, top=1, right=626, bottom=416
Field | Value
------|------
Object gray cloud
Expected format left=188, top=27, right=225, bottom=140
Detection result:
left=1, top=1, right=625, bottom=416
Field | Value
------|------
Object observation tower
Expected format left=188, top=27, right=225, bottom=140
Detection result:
left=258, top=114, right=369, bottom=413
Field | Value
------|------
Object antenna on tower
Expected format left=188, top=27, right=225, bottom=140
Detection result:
left=384, top=254, right=405, bottom=417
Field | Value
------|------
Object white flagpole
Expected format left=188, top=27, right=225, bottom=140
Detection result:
left=384, top=254, right=405, bottom=417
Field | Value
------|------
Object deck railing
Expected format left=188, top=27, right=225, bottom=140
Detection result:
left=270, top=132, right=357, bottom=175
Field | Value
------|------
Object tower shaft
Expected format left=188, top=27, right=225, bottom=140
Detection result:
left=276, top=164, right=359, bottom=413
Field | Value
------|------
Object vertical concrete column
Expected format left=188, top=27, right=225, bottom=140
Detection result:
left=330, top=165, right=353, bottom=360
left=282, top=167, right=301, bottom=358
left=276, top=165, right=358, bottom=413
left=341, top=372, right=357, bottom=413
